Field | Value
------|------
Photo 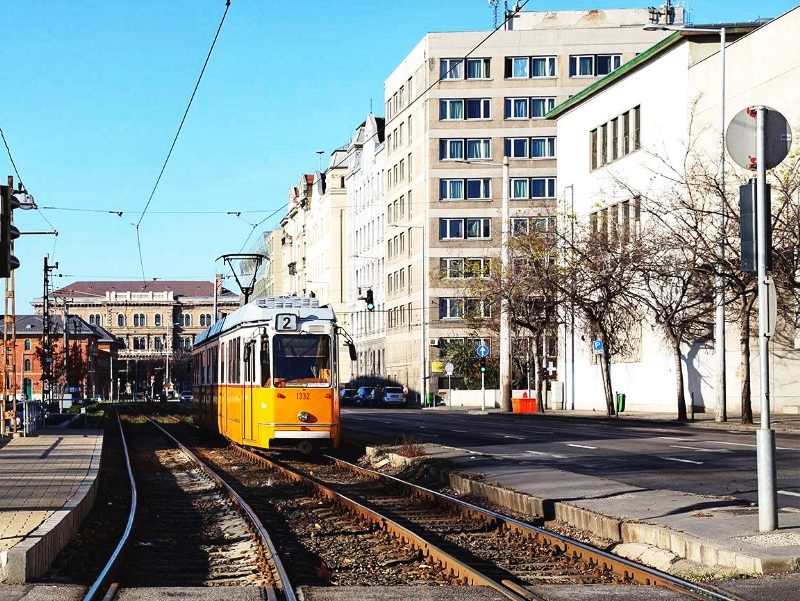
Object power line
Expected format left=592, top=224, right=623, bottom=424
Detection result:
left=135, top=0, right=232, bottom=280
left=41, top=205, right=280, bottom=215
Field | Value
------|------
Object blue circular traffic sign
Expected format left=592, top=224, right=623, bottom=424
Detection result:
left=476, top=343, right=490, bottom=358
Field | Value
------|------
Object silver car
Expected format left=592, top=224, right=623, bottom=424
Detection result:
left=381, top=386, right=407, bottom=408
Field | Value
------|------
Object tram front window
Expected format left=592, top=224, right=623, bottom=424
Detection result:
left=272, top=334, right=331, bottom=387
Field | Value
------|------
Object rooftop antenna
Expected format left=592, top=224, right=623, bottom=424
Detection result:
left=488, top=0, right=500, bottom=28
left=316, top=149, right=325, bottom=172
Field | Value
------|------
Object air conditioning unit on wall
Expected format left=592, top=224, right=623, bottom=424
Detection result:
left=429, top=338, right=439, bottom=347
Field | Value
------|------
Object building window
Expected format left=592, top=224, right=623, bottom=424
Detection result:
left=505, top=55, right=556, bottom=78
left=465, top=298, right=491, bottom=319
left=24, top=339, right=31, bottom=351
left=24, top=358, right=31, bottom=371
left=440, top=58, right=463, bottom=79
left=591, top=105, right=640, bottom=170
left=183, top=337, right=192, bottom=350
left=438, top=218, right=491, bottom=240
left=440, top=99, right=464, bottom=120
left=154, top=314, right=162, bottom=327
left=532, top=97, right=556, bottom=118
left=440, top=257, right=490, bottom=278
left=510, top=178, right=556, bottom=199
left=506, top=138, right=529, bottom=159
left=439, top=298, right=465, bottom=319
left=439, top=138, right=491, bottom=161
left=133, top=337, right=146, bottom=350
left=154, top=338, right=163, bottom=351
left=440, top=179, right=464, bottom=201
left=465, top=57, right=491, bottom=79
left=466, top=138, right=491, bottom=160
left=180, top=314, right=192, bottom=327
left=531, top=137, right=556, bottom=158
left=439, top=139, right=464, bottom=160
left=466, top=98, right=490, bottom=119
left=504, top=97, right=529, bottom=119
left=569, top=54, right=621, bottom=77
left=118, top=314, right=126, bottom=327
left=505, top=137, right=556, bottom=159
left=133, top=313, right=146, bottom=327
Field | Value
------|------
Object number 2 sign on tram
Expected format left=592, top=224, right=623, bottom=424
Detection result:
left=275, top=313, right=298, bottom=331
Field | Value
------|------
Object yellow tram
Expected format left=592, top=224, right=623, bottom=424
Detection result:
left=192, top=296, right=353, bottom=453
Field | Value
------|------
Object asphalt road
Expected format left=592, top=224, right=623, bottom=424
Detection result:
left=341, top=409, right=800, bottom=509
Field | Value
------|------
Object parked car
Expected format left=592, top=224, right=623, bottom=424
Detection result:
left=355, top=386, right=375, bottom=406
left=380, top=386, right=407, bottom=408
left=179, top=391, right=193, bottom=402
left=339, top=388, right=357, bottom=405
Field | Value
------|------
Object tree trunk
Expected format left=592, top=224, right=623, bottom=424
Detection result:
left=671, top=335, right=687, bottom=421
left=600, top=344, right=615, bottom=417
left=739, top=296, right=754, bottom=424
left=533, top=339, right=542, bottom=411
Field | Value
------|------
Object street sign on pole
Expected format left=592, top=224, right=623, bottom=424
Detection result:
left=727, top=106, right=792, bottom=171
left=445, top=362, right=454, bottom=376
left=592, top=339, right=604, bottom=354
left=476, top=343, right=490, bottom=358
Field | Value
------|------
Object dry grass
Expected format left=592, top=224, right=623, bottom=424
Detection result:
left=395, top=434, right=426, bottom=458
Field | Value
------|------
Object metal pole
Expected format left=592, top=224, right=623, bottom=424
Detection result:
left=213, top=273, right=219, bottom=321
left=500, top=156, right=512, bottom=412
left=481, top=371, right=486, bottom=411
left=755, top=106, right=777, bottom=532
left=110, top=355, right=113, bottom=403
left=448, top=374, right=452, bottom=409
left=569, top=185, right=576, bottom=410
left=420, top=225, right=427, bottom=407
left=715, top=28, right=728, bottom=422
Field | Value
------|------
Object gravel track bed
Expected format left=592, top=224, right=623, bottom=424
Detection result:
left=117, top=417, right=271, bottom=587
left=282, top=456, right=621, bottom=587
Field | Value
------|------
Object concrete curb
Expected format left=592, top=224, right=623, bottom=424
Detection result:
left=375, top=448, right=799, bottom=576
left=2, top=434, right=103, bottom=583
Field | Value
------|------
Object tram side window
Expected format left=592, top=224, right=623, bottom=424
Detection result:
left=244, top=341, right=254, bottom=383
left=220, top=343, right=226, bottom=383
left=260, top=337, right=271, bottom=386
left=213, top=346, right=218, bottom=384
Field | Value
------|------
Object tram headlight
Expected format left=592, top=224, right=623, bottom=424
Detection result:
left=298, top=411, right=310, bottom=422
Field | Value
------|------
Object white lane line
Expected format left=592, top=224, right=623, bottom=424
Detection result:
left=453, top=429, right=469, bottom=434
left=705, top=440, right=800, bottom=452
left=526, top=450, right=567, bottom=459
left=670, top=444, right=732, bottom=453
left=503, top=435, right=526, bottom=440
left=416, top=433, right=439, bottom=438
left=566, top=443, right=597, bottom=450
left=660, top=456, right=703, bottom=465
left=382, top=421, right=393, bottom=424
left=658, top=436, right=689, bottom=441
left=778, top=490, right=800, bottom=498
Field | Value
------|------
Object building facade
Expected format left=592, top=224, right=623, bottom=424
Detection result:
left=345, top=114, right=387, bottom=378
left=381, top=8, right=677, bottom=401
left=1, top=314, right=119, bottom=401
left=551, top=10, right=799, bottom=414
left=32, top=280, right=239, bottom=395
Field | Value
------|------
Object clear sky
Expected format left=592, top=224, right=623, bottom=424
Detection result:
left=1, top=0, right=794, bottom=310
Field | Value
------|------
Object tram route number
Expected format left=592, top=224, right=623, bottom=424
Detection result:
left=296, top=392, right=310, bottom=400
left=275, top=313, right=298, bottom=332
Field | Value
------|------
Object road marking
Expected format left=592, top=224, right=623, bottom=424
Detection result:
left=525, top=450, right=566, bottom=459
left=566, top=443, right=597, bottom=449
left=670, top=445, right=731, bottom=453
left=658, top=436, right=689, bottom=441
left=382, top=421, right=393, bottom=424
left=416, top=433, right=439, bottom=438
left=778, top=490, right=800, bottom=498
left=453, top=429, right=469, bottom=434
left=660, top=456, right=703, bottom=465
left=503, top=435, right=526, bottom=440
left=705, top=440, right=800, bottom=452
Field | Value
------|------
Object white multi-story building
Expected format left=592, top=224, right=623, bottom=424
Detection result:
left=345, top=114, right=387, bottom=378
left=381, top=8, right=677, bottom=403
left=551, top=9, right=800, bottom=414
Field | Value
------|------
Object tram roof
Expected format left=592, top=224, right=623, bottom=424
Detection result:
left=194, top=296, right=336, bottom=345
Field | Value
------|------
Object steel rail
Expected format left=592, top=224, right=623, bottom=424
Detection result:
left=325, top=455, right=744, bottom=601
left=231, top=445, right=542, bottom=601
left=83, top=412, right=138, bottom=601
left=146, top=418, right=296, bottom=601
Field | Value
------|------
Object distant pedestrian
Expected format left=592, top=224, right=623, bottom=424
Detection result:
left=402, top=384, right=409, bottom=401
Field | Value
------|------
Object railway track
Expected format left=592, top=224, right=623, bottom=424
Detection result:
left=81, top=413, right=289, bottom=601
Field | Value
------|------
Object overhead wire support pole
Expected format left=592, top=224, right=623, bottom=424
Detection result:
left=715, top=27, right=728, bottom=423
left=499, top=157, right=512, bottom=412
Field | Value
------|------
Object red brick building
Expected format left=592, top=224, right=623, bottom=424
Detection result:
left=1, top=315, right=120, bottom=401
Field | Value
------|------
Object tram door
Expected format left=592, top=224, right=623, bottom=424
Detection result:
left=243, top=340, right=255, bottom=441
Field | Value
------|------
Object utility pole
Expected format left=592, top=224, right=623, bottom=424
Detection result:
left=42, top=256, right=58, bottom=410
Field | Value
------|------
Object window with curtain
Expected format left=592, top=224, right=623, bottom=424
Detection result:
left=465, top=218, right=490, bottom=239
left=511, top=178, right=530, bottom=199
left=531, top=137, right=556, bottom=158
left=511, top=57, right=529, bottom=78
left=439, top=99, right=464, bottom=120
left=531, top=56, right=556, bottom=77
left=531, top=97, right=556, bottom=118
left=24, top=359, right=31, bottom=371
left=440, top=179, right=464, bottom=200
left=466, top=58, right=490, bottom=79
left=440, top=139, right=464, bottom=160
left=440, top=58, right=463, bottom=79
left=466, top=139, right=491, bottom=160
left=118, top=314, right=125, bottom=327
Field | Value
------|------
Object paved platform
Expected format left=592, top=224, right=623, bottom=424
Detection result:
left=0, top=430, right=103, bottom=583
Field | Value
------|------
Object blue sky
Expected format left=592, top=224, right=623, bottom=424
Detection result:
left=2, top=0, right=794, bottom=309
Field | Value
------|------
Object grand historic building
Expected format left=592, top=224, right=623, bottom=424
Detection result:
left=32, top=280, right=239, bottom=396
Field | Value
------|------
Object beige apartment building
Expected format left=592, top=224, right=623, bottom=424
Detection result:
left=32, top=280, right=239, bottom=395
left=380, top=8, right=678, bottom=401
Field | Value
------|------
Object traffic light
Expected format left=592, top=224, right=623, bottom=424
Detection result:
left=479, top=357, right=487, bottom=373
left=0, top=185, right=21, bottom=278
left=365, top=288, right=375, bottom=311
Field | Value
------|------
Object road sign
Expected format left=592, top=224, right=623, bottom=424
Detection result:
left=445, top=362, right=454, bottom=376
left=592, top=339, right=604, bottom=354
left=727, top=106, right=792, bottom=171
left=476, top=343, right=490, bottom=358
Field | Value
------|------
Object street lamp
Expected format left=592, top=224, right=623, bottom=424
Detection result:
left=390, top=222, right=426, bottom=407
left=645, top=23, right=727, bottom=421
left=454, top=157, right=512, bottom=412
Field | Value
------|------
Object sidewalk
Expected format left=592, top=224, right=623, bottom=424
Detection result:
left=0, top=429, right=103, bottom=583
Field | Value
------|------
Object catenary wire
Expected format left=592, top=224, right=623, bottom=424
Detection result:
left=135, top=0, right=232, bottom=281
